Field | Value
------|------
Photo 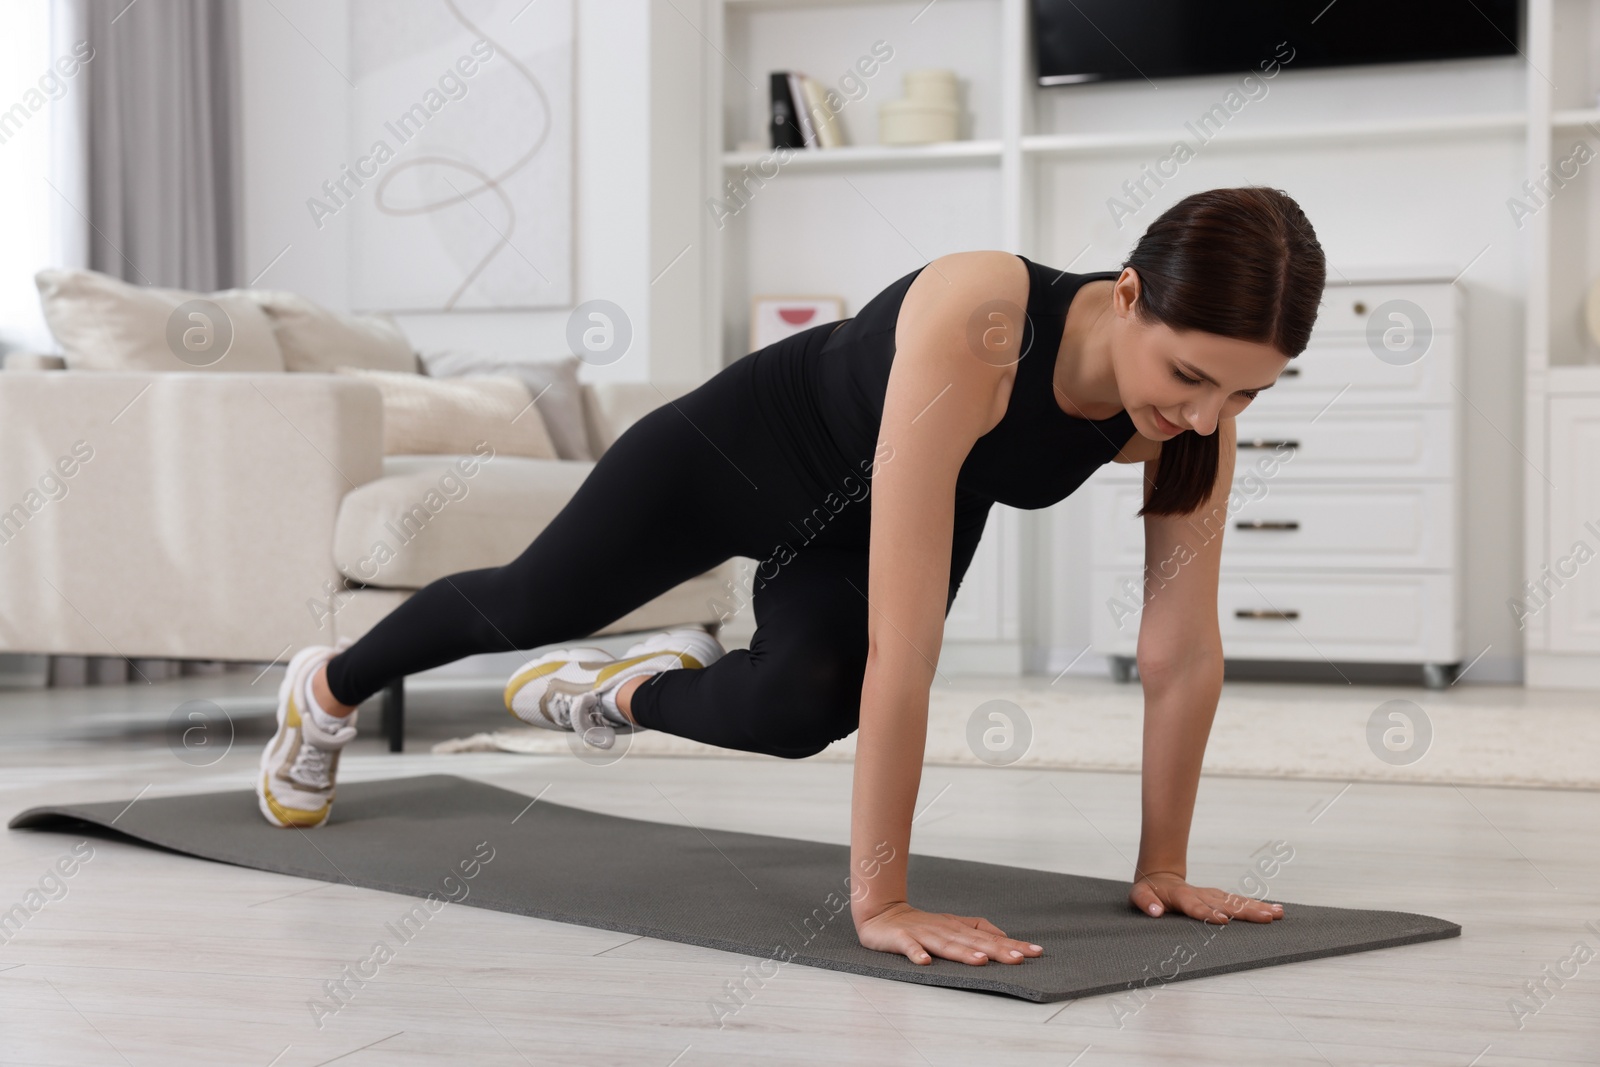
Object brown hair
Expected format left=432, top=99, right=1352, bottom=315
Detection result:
left=1121, top=186, right=1326, bottom=517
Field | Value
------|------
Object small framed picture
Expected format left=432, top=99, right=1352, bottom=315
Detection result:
left=750, top=294, right=845, bottom=351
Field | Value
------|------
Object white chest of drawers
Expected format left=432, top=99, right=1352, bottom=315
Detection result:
left=1088, top=273, right=1465, bottom=687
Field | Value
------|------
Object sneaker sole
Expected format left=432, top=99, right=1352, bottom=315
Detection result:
left=257, top=771, right=332, bottom=829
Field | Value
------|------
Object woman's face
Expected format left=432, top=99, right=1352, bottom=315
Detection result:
left=1108, top=271, right=1292, bottom=440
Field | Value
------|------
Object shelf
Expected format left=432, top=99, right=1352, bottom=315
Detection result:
left=721, top=139, right=1003, bottom=170
left=1548, top=365, right=1600, bottom=393
left=719, top=111, right=1526, bottom=171
left=1023, top=111, right=1528, bottom=158
left=722, top=0, right=919, bottom=9
left=1552, top=107, right=1600, bottom=129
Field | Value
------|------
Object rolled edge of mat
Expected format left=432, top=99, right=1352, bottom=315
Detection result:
left=9, top=807, right=101, bottom=831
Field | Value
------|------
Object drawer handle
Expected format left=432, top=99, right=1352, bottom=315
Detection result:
left=1239, top=438, right=1299, bottom=450
left=1235, top=520, right=1300, bottom=530
left=1280, top=366, right=1301, bottom=377
left=1235, top=608, right=1300, bottom=620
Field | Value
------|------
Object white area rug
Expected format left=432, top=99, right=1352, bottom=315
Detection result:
left=433, top=687, right=1600, bottom=790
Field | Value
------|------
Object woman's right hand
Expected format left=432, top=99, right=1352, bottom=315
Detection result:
left=855, top=901, right=1044, bottom=966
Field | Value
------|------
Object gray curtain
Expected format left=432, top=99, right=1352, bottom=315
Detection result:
left=43, top=0, right=242, bottom=690
left=84, top=0, right=241, bottom=289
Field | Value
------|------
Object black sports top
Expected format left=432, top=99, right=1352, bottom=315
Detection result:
left=744, top=255, right=1138, bottom=565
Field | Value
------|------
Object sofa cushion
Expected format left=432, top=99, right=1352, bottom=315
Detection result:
left=34, top=268, right=286, bottom=373
left=246, top=290, right=418, bottom=374
left=333, top=367, right=558, bottom=459
left=580, top=379, right=699, bottom=457
left=333, top=453, right=595, bottom=588
left=420, top=350, right=594, bottom=462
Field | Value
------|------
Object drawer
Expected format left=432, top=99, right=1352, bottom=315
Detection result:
left=1250, top=339, right=1457, bottom=410
left=1232, top=407, right=1455, bottom=479
left=1090, top=482, right=1454, bottom=570
left=1091, top=570, right=1459, bottom=662
left=1087, top=407, right=1456, bottom=484
left=1311, top=282, right=1457, bottom=339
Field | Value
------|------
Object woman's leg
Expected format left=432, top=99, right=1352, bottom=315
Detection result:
left=626, top=544, right=872, bottom=758
left=320, top=379, right=786, bottom=710
left=623, top=500, right=993, bottom=757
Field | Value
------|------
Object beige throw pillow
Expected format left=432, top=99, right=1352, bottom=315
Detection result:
left=247, top=290, right=417, bottom=374
left=34, top=268, right=286, bottom=373
left=419, top=350, right=594, bottom=461
left=334, top=367, right=559, bottom=458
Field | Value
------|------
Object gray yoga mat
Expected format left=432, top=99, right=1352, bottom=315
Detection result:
left=8, top=774, right=1458, bottom=1003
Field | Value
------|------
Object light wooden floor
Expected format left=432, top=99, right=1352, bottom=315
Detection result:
left=1, top=669, right=1596, bottom=1066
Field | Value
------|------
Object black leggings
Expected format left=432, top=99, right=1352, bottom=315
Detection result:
left=323, top=333, right=987, bottom=759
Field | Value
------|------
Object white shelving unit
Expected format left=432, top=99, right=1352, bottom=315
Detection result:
left=1522, top=0, right=1600, bottom=690
left=695, top=0, right=1584, bottom=684
left=1022, top=111, right=1529, bottom=156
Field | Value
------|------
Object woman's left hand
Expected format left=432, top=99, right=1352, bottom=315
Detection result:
left=1128, top=870, right=1284, bottom=924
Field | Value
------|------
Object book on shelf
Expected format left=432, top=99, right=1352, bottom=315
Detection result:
left=769, top=71, right=842, bottom=150
left=800, top=75, right=841, bottom=147
left=786, top=73, right=816, bottom=148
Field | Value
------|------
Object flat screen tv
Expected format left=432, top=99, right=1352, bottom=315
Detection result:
left=1032, top=0, right=1523, bottom=87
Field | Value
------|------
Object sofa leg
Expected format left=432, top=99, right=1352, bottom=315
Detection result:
left=380, top=678, right=405, bottom=753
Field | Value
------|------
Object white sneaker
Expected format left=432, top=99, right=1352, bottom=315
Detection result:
left=504, top=646, right=622, bottom=749
left=257, top=641, right=358, bottom=829
left=504, top=630, right=725, bottom=750
left=621, top=627, right=726, bottom=669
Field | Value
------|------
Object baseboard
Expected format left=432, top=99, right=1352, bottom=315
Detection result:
left=1526, top=652, right=1600, bottom=691
left=1033, top=646, right=1118, bottom=681
left=0, top=652, right=49, bottom=689
left=1033, top=647, right=1526, bottom=687
left=936, top=640, right=1025, bottom=676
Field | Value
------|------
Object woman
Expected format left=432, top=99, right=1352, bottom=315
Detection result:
left=257, top=185, right=1325, bottom=968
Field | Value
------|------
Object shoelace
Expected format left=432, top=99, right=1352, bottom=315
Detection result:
left=548, top=690, right=616, bottom=750
left=290, top=740, right=334, bottom=788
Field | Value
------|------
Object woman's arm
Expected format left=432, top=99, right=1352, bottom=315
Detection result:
left=849, top=251, right=1045, bottom=966
left=1125, top=414, right=1282, bottom=925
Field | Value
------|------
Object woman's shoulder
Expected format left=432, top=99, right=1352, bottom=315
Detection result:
left=882, top=252, right=1034, bottom=438
left=900, top=250, right=1031, bottom=333
left=849, top=251, right=1030, bottom=341
left=933, top=248, right=1029, bottom=272
left=924, top=249, right=1031, bottom=294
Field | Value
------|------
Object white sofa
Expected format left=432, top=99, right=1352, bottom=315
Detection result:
left=0, top=355, right=735, bottom=747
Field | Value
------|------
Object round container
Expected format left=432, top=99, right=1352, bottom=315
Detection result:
left=879, top=99, right=959, bottom=144
left=902, top=68, right=959, bottom=107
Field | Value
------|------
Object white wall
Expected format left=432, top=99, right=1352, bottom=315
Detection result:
left=238, top=0, right=659, bottom=384
left=648, top=0, right=712, bottom=382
